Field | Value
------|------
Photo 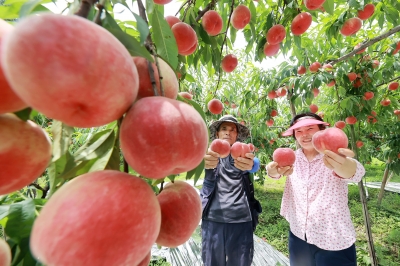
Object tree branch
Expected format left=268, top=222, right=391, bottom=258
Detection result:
left=195, top=0, right=217, bottom=21
left=175, top=0, right=191, bottom=16
left=214, top=0, right=235, bottom=94
left=329, top=25, right=400, bottom=66
left=29, top=183, right=49, bottom=199
left=93, top=0, right=106, bottom=25
left=74, top=0, right=98, bottom=18
left=375, top=75, right=400, bottom=88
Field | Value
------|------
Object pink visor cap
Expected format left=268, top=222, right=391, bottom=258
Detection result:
left=282, top=118, right=330, bottom=136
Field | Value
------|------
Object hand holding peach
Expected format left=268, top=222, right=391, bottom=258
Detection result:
left=204, top=149, right=220, bottom=169
left=322, top=149, right=357, bottom=179
left=266, top=161, right=293, bottom=178
left=234, top=152, right=254, bottom=171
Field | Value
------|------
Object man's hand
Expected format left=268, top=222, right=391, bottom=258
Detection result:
left=204, top=149, right=219, bottom=169
left=323, top=148, right=357, bottom=179
left=234, top=153, right=254, bottom=171
left=266, top=162, right=293, bottom=178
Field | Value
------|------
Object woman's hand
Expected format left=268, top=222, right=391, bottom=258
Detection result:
left=323, top=148, right=357, bottom=179
left=266, top=162, right=293, bottom=178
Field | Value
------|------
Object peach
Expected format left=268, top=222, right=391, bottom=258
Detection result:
left=231, top=142, right=251, bottom=159
left=137, top=252, right=151, bottom=266
left=208, top=99, right=224, bottom=114
left=345, top=116, right=357, bottom=124
left=30, top=170, right=160, bottom=266
left=231, top=5, right=251, bottom=30
left=388, top=82, right=399, bottom=91
left=335, top=121, right=346, bottom=129
left=312, top=88, right=320, bottom=97
left=309, top=62, right=321, bottom=72
left=364, top=91, right=374, bottom=100
left=0, top=237, right=11, bottom=266
left=202, top=10, right=223, bottom=36
left=268, top=90, right=277, bottom=99
left=0, top=114, right=51, bottom=196
left=347, top=72, right=357, bottom=81
left=380, top=99, right=391, bottom=106
left=372, top=60, right=379, bottom=68
left=340, top=17, right=362, bottom=36
left=309, top=104, right=318, bottom=113
left=0, top=19, right=28, bottom=114
left=156, top=181, right=202, bottom=247
left=273, top=148, right=296, bottom=167
left=133, top=56, right=178, bottom=100
left=394, top=110, right=400, bottom=115
left=248, top=143, right=255, bottom=152
left=326, top=80, right=335, bottom=87
left=120, top=97, right=208, bottom=179
left=1, top=14, right=138, bottom=128
left=271, top=109, right=278, bottom=117
left=353, top=78, right=362, bottom=88
left=304, top=0, right=325, bottom=10
left=266, top=119, right=274, bottom=127
left=291, top=12, right=312, bottom=35
left=297, top=65, right=306, bottom=75
left=357, top=4, right=375, bottom=20
left=371, top=110, right=377, bottom=116
left=276, top=87, right=287, bottom=97
left=171, top=22, right=198, bottom=55
left=312, top=127, right=349, bottom=154
left=354, top=43, right=366, bottom=54
left=356, top=140, right=364, bottom=148
left=165, top=16, right=181, bottom=28
left=266, top=24, right=286, bottom=45
left=154, top=0, right=172, bottom=4
left=263, top=42, right=280, bottom=57
left=210, top=139, right=231, bottom=158
left=178, top=91, right=193, bottom=100
left=221, top=54, right=238, bottom=72
left=322, top=63, right=333, bottom=72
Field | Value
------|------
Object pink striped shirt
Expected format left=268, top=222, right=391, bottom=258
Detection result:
left=279, top=149, right=365, bottom=250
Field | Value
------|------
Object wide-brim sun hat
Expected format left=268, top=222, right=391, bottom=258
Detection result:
left=282, top=118, right=330, bottom=136
left=209, top=115, right=250, bottom=142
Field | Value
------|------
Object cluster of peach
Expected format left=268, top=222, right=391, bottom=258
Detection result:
left=0, top=13, right=207, bottom=266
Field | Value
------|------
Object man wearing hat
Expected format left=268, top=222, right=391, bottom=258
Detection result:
left=266, top=112, right=365, bottom=266
left=200, top=115, right=259, bottom=266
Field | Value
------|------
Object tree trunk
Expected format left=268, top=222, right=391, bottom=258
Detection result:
left=377, top=162, right=392, bottom=206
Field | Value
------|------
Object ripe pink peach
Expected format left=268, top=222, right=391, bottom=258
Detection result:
left=171, top=22, right=198, bottom=55
left=309, top=104, right=318, bottom=113
left=202, top=10, right=223, bottom=36
left=133, top=56, right=178, bottom=100
left=266, top=24, right=286, bottom=45
left=208, top=99, right=224, bottom=114
left=0, top=114, right=51, bottom=196
left=340, top=17, right=362, bottom=36
left=304, top=0, right=325, bottom=10
left=1, top=14, right=138, bottom=128
left=309, top=62, right=321, bottom=72
left=156, top=181, right=202, bottom=248
left=178, top=92, right=193, bottom=100
left=165, top=16, right=181, bottom=28
left=312, top=128, right=349, bottom=154
left=348, top=72, right=357, bottom=81
left=388, top=82, right=399, bottom=91
left=326, top=80, right=335, bottom=87
left=266, top=119, right=274, bottom=127
left=273, top=148, right=296, bottom=167
left=271, top=110, right=278, bottom=117
left=291, top=12, right=312, bottom=35
left=231, top=5, right=251, bottom=30
left=380, top=99, right=391, bottom=106
left=345, top=116, right=357, bottom=124
left=0, top=19, right=27, bottom=114
left=312, top=88, right=320, bottom=97
left=154, top=0, right=172, bottom=4
left=120, top=97, right=208, bottom=179
left=354, top=43, right=366, bottom=54
left=364, top=91, right=374, bottom=100
left=268, top=90, right=277, bottom=99
left=221, top=54, right=238, bottom=72
left=297, top=65, right=306, bottom=75
left=263, top=42, right=280, bottom=57
left=357, top=4, right=375, bottom=20
left=30, top=170, right=161, bottom=266
left=356, top=140, right=364, bottom=148
left=231, top=142, right=251, bottom=159
left=335, top=121, right=346, bottom=129
left=277, top=87, right=287, bottom=97
left=210, top=139, right=231, bottom=158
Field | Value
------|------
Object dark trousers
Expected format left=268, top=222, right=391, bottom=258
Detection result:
left=289, top=230, right=357, bottom=266
left=201, top=220, right=254, bottom=266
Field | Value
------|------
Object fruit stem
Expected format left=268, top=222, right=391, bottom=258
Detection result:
left=93, top=0, right=106, bottom=25
left=195, top=0, right=217, bottom=21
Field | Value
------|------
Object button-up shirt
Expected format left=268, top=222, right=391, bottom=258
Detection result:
left=280, top=149, right=365, bottom=250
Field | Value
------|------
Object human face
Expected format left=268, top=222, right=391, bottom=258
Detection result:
left=216, top=122, right=238, bottom=145
left=294, top=125, right=321, bottom=150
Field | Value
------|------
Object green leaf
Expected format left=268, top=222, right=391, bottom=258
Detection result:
left=103, top=12, right=153, bottom=62
left=19, top=0, right=51, bottom=17
left=0, top=205, right=10, bottom=220
left=5, top=199, right=35, bottom=243
left=151, top=8, right=178, bottom=70
left=293, top=35, right=301, bottom=49
left=105, top=144, right=121, bottom=171
left=230, top=27, right=237, bottom=44
left=73, top=129, right=115, bottom=161
left=13, top=108, right=32, bottom=122
left=131, top=12, right=150, bottom=45
left=322, top=0, right=334, bottom=15
left=51, top=120, right=74, bottom=162
left=185, top=73, right=196, bottom=82
left=193, top=160, right=205, bottom=186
